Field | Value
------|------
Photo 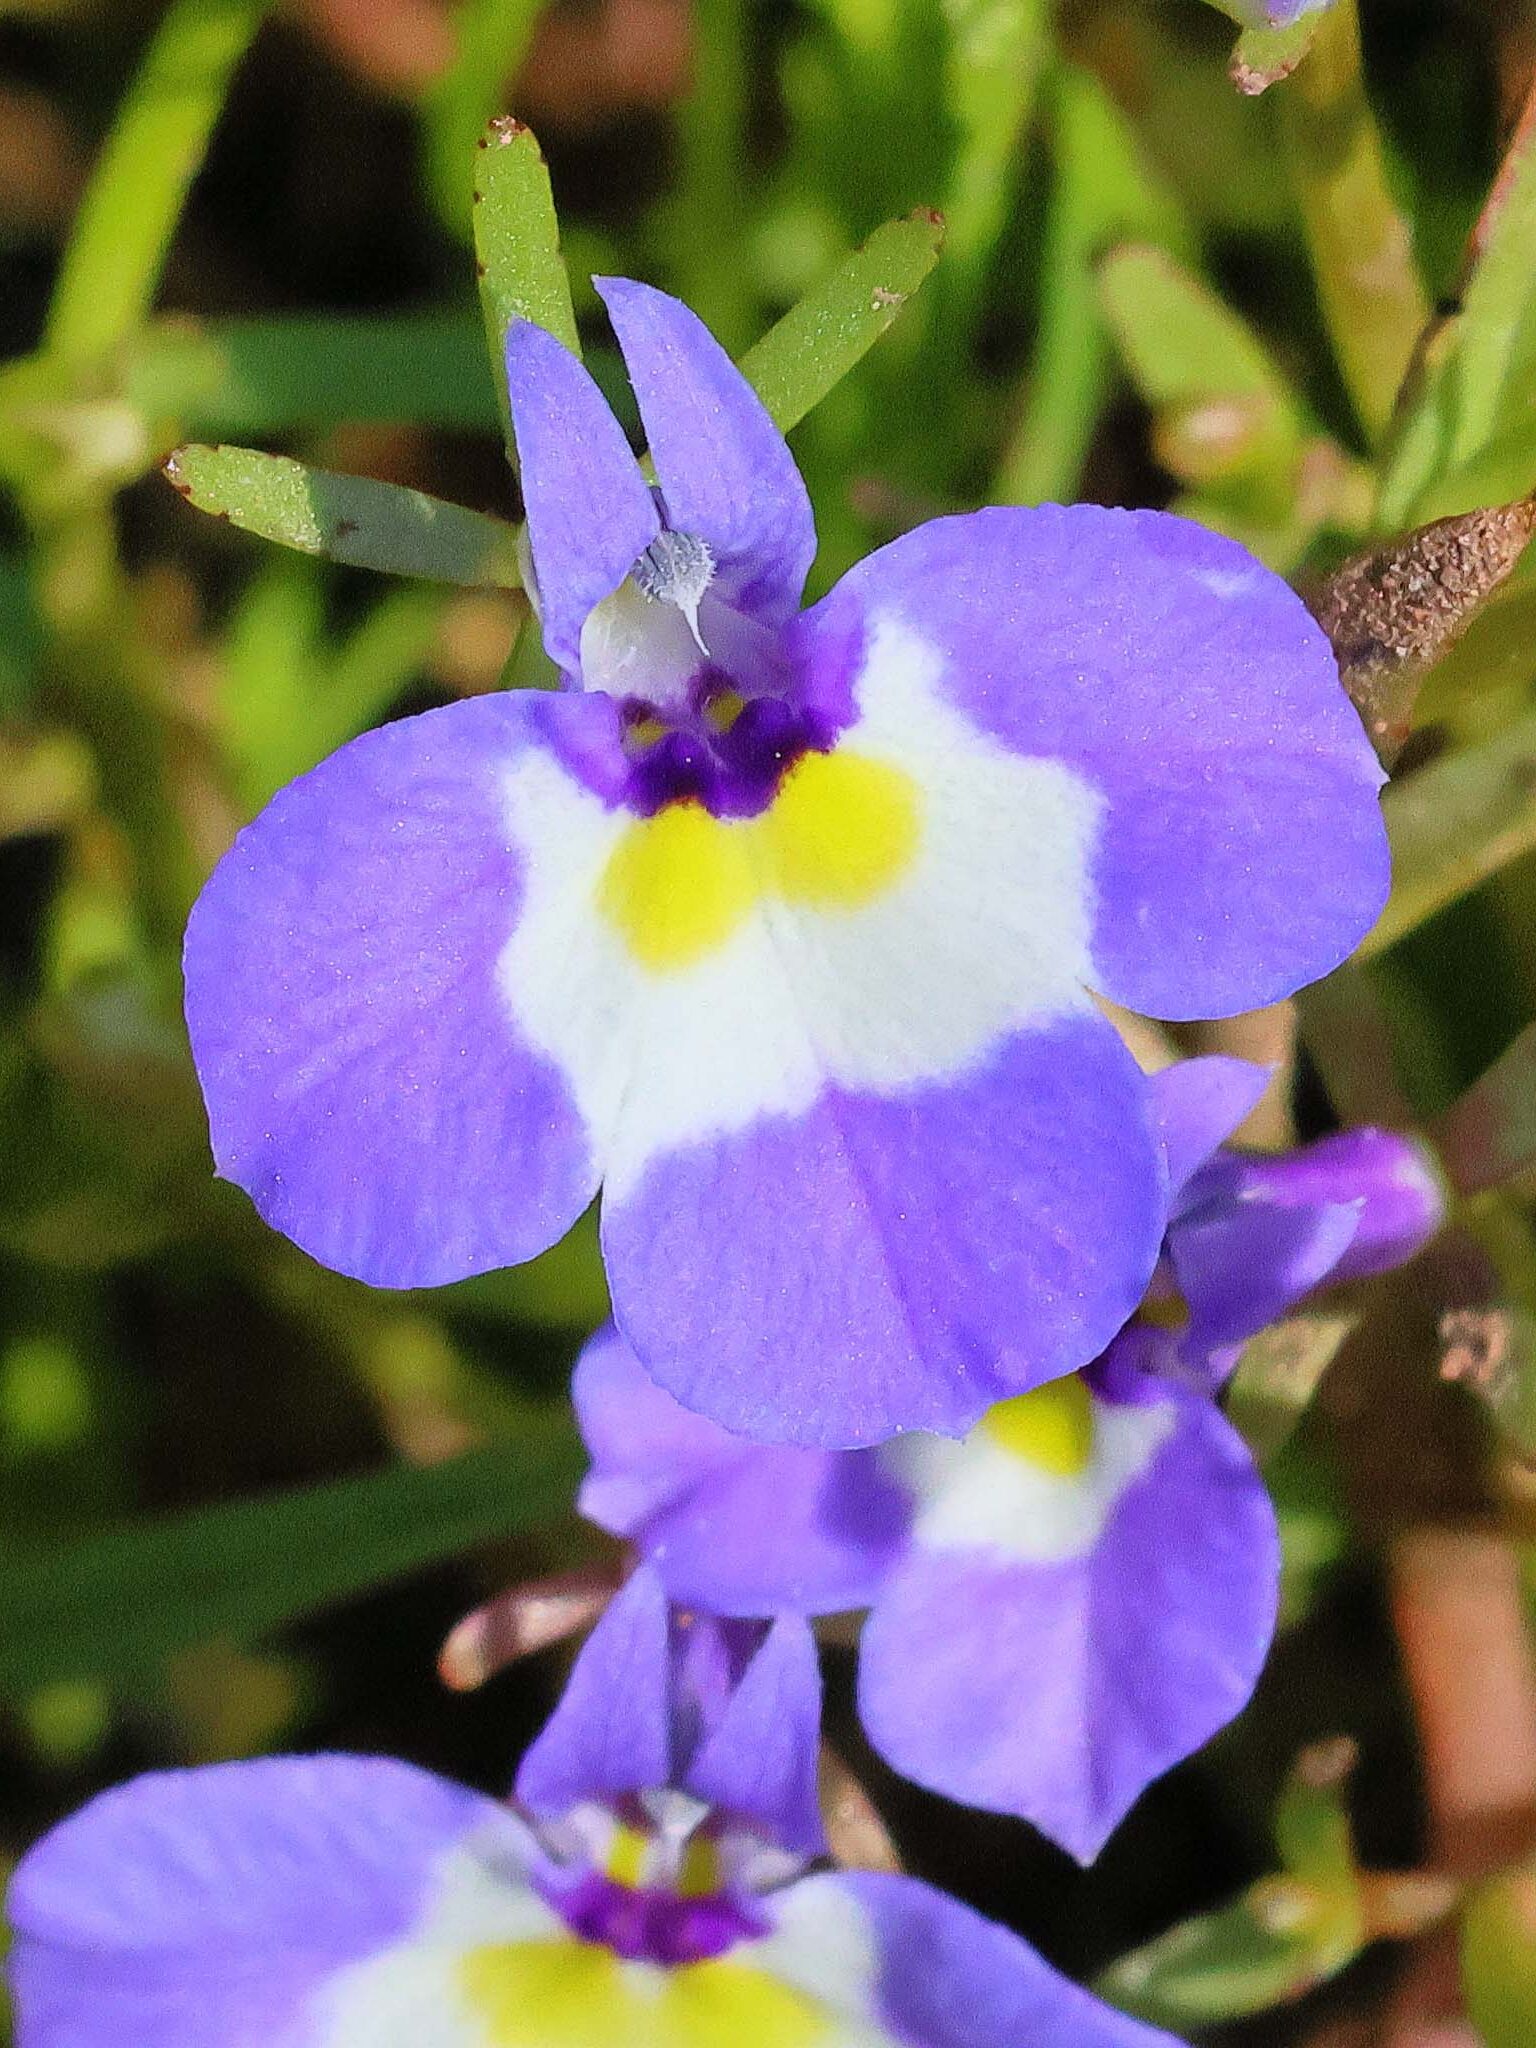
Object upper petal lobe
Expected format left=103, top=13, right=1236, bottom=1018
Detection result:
left=801, top=503, right=1389, bottom=1021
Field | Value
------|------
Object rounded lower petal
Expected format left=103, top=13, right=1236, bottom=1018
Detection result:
left=771, top=1872, right=1185, bottom=2048
left=575, top=1325, right=912, bottom=1615
left=857, top=1398, right=1279, bottom=1862
left=799, top=504, right=1388, bottom=1021
left=7, top=1755, right=508, bottom=2048
left=184, top=691, right=622, bottom=1288
left=602, top=1015, right=1166, bottom=1447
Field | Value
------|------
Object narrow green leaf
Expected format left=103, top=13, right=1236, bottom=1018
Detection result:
left=0, top=1419, right=582, bottom=1694
left=737, top=211, right=946, bottom=434
left=1099, top=245, right=1296, bottom=422
left=1229, top=17, right=1323, bottom=97
left=308, top=587, right=446, bottom=767
left=1463, top=1868, right=1536, bottom=2048
left=473, top=116, right=581, bottom=445
left=125, top=312, right=500, bottom=439
left=667, top=0, right=755, bottom=354
left=1097, top=243, right=1307, bottom=520
left=1099, top=1746, right=1363, bottom=2029
left=47, top=0, right=274, bottom=366
left=943, top=0, right=1049, bottom=290
left=423, top=0, right=546, bottom=236
left=164, top=444, right=522, bottom=587
left=220, top=556, right=325, bottom=810
left=1381, top=86, right=1536, bottom=522
left=1273, top=1745, right=1360, bottom=1892
left=221, top=567, right=445, bottom=809
left=1360, top=701, right=1536, bottom=958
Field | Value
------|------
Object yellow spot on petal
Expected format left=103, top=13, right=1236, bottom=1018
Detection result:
left=462, top=1938, right=832, bottom=2048
left=599, top=801, right=757, bottom=971
left=982, top=1376, right=1095, bottom=1477
left=598, top=748, right=922, bottom=975
left=760, top=751, right=919, bottom=910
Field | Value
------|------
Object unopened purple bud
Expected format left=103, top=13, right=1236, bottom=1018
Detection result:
left=1235, top=1127, right=1445, bottom=1285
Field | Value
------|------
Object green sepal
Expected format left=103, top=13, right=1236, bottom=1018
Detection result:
left=738, top=210, right=947, bottom=433
left=165, top=444, right=522, bottom=588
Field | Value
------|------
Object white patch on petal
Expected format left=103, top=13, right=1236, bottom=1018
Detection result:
left=497, top=615, right=1103, bottom=1199
left=308, top=1822, right=563, bottom=2048
left=883, top=1395, right=1178, bottom=1565
left=1191, top=566, right=1262, bottom=601
left=754, top=1880, right=900, bottom=2044
left=307, top=1819, right=897, bottom=2048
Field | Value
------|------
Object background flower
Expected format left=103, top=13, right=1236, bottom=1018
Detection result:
left=8, top=1571, right=1185, bottom=2048
left=577, top=1059, right=1444, bottom=1858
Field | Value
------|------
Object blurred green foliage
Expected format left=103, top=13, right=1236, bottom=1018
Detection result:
left=4, top=0, right=1536, bottom=2039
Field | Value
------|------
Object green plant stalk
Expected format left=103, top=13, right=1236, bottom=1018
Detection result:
left=28, top=504, right=201, bottom=975
left=942, top=0, right=1050, bottom=321
left=994, top=64, right=1186, bottom=506
left=1277, top=0, right=1428, bottom=446
left=669, top=0, right=755, bottom=354
left=46, top=0, right=274, bottom=369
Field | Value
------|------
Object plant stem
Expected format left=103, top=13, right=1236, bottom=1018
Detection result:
left=47, top=0, right=274, bottom=370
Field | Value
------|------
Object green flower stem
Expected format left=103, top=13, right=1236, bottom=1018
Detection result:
left=46, top=0, right=274, bottom=370
left=668, top=0, right=755, bottom=355
left=1277, top=0, right=1428, bottom=446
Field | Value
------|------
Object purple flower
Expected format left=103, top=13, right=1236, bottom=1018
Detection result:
left=7, top=1570, right=1185, bottom=2048
left=183, top=279, right=1388, bottom=1448
left=577, top=1061, right=1444, bottom=1862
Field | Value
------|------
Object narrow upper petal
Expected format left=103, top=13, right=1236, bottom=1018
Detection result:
left=799, top=504, right=1389, bottom=1021
left=6, top=1755, right=507, bottom=2048
left=686, top=1618, right=827, bottom=1860
left=777, top=1871, right=1186, bottom=2048
left=514, top=1567, right=674, bottom=1819
left=576, top=1325, right=912, bottom=1614
left=595, top=278, right=816, bottom=626
left=857, top=1391, right=1279, bottom=1862
left=1151, top=1055, right=1271, bottom=1205
left=603, top=1014, right=1165, bottom=1446
left=183, top=690, right=626, bottom=1289
left=504, top=317, right=659, bottom=676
